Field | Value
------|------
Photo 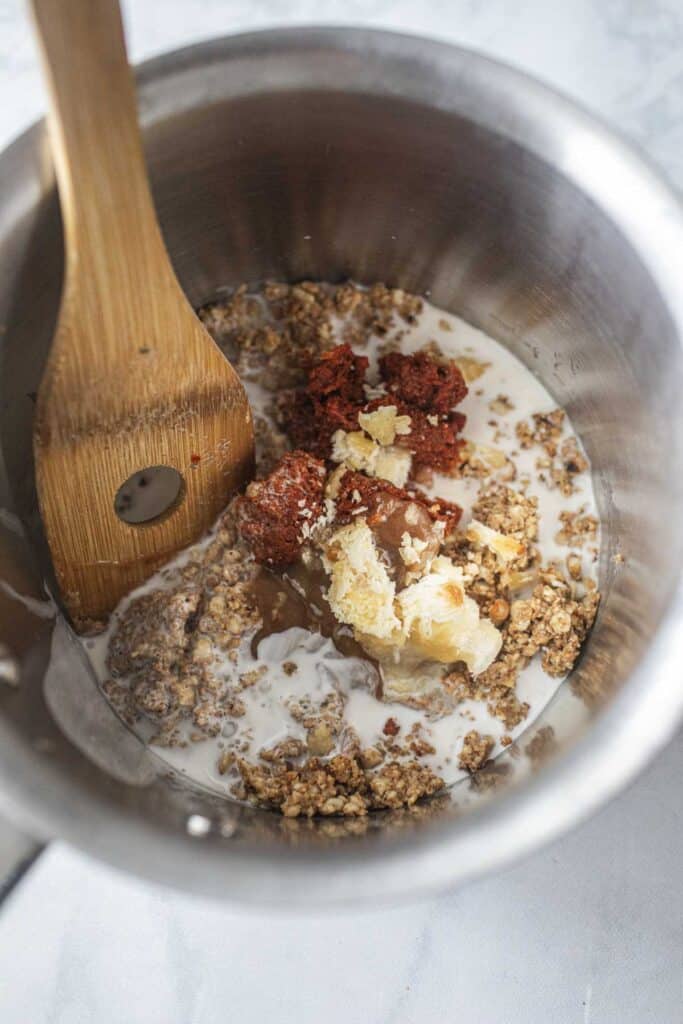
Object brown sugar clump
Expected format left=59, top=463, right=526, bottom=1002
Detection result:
left=333, top=469, right=462, bottom=534
left=309, top=342, right=369, bottom=407
left=277, top=391, right=331, bottom=460
left=237, top=450, right=326, bottom=566
left=389, top=402, right=468, bottom=473
left=368, top=761, right=444, bottom=808
left=279, top=344, right=369, bottom=459
left=472, top=483, right=539, bottom=549
left=379, top=350, right=468, bottom=414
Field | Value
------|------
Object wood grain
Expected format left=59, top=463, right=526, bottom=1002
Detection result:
left=30, top=0, right=254, bottom=629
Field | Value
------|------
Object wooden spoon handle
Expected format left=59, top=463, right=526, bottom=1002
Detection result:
left=29, top=0, right=170, bottom=305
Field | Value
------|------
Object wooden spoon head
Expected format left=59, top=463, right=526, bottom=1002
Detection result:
left=34, top=292, right=254, bottom=632
left=28, top=0, right=254, bottom=632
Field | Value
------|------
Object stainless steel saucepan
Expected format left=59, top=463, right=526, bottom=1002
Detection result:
left=0, top=28, right=682, bottom=906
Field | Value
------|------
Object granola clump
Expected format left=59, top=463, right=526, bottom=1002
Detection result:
left=444, top=662, right=531, bottom=731
left=379, top=350, right=468, bottom=414
left=555, top=508, right=599, bottom=548
left=200, top=281, right=335, bottom=391
left=333, top=469, right=462, bottom=535
left=105, top=509, right=261, bottom=739
left=237, top=450, right=326, bottom=566
left=438, top=561, right=599, bottom=733
left=238, top=754, right=444, bottom=817
left=456, top=440, right=516, bottom=482
left=478, top=564, right=599, bottom=691
left=337, top=283, right=423, bottom=347
left=443, top=483, right=539, bottom=621
left=459, top=730, right=494, bottom=773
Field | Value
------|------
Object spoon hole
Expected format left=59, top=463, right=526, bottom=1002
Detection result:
left=114, top=466, right=184, bottom=525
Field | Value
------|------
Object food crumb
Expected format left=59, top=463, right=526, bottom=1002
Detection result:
left=555, top=509, right=598, bottom=547
left=458, top=730, right=494, bottom=772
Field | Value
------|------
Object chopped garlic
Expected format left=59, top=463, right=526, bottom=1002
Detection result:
left=373, top=448, right=412, bottom=487
left=323, top=519, right=401, bottom=640
left=467, top=519, right=525, bottom=563
left=331, top=429, right=412, bottom=487
left=358, top=405, right=412, bottom=446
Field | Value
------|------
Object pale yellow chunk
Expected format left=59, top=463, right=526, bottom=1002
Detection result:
left=322, top=524, right=501, bottom=677
left=358, top=405, right=412, bottom=446
left=374, top=448, right=412, bottom=487
left=397, top=557, right=502, bottom=675
left=323, top=519, right=401, bottom=640
left=467, top=519, right=525, bottom=563
left=331, top=429, right=412, bottom=487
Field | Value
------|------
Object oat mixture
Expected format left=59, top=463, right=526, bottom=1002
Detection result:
left=85, top=282, right=600, bottom=818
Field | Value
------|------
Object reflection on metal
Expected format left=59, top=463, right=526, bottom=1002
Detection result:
left=44, top=618, right=157, bottom=787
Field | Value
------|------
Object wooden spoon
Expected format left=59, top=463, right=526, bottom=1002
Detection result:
left=30, top=0, right=254, bottom=631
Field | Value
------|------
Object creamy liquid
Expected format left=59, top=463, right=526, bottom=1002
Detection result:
left=82, top=299, right=600, bottom=796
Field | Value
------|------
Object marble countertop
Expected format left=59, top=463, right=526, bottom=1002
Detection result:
left=0, top=1, right=682, bottom=1021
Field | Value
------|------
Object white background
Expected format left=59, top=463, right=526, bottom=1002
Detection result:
left=0, top=1, right=682, bottom=1021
